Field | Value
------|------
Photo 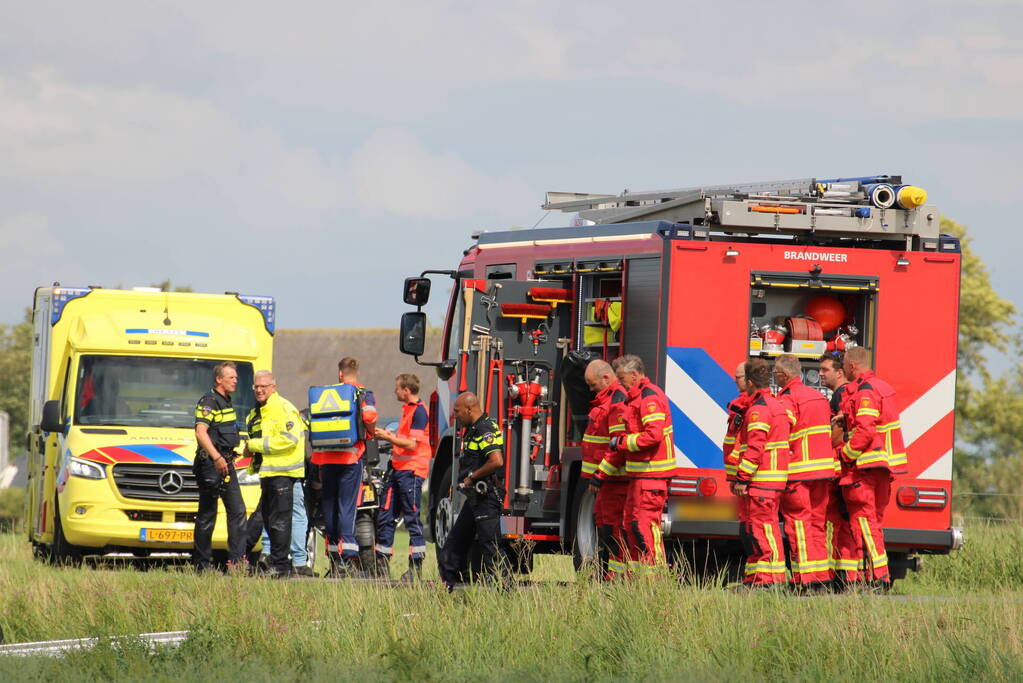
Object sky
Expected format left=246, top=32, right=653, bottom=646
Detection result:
left=1, top=1, right=1021, bottom=348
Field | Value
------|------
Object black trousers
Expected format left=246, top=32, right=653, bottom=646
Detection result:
left=193, top=458, right=246, bottom=568
left=438, top=493, right=505, bottom=587
left=257, top=476, right=295, bottom=572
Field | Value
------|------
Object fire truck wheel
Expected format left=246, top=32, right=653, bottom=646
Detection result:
left=51, top=500, right=83, bottom=567
left=569, top=477, right=598, bottom=571
left=429, top=462, right=455, bottom=550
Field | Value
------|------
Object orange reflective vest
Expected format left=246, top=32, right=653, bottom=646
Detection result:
left=597, top=377, right=676, bottom=480
left=777, top=378, right=836, bottom=481
left=390, top=400, right=432, bottom=478
left=841, top=370, right=907, bottom=476
left=736, top=388, right=790, bottom=493
left=582, top=381, right=627, bottom=480
left=311, top=383, right=378, bottom=466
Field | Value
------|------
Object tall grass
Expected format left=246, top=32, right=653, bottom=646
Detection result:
left=0, top=524, right=1021, bottom=681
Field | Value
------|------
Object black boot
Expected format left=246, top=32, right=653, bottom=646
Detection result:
left=400, top=556, right=423, bottom=582
left=374, top=552, right=391, bottom=579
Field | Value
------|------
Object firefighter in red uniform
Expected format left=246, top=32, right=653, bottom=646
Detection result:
left=840, top=346, right=907, bottom=587
left=820, top=352, right=859, bottom=587
left=723, top=362, right=751, bottom=481
left=373, top=373, right=431, bottom=581
left=311, top=357, right=378, bottom=577
left=592, top=354, right=675, bottom=570
left=773, top=354, right=836, bottom=590
left=733, top=358, right=789, bottom=586
left=582, top=359, right=629, bottom=579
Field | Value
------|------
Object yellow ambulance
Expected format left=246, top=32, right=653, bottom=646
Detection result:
left=24, top=286, right=275, bottom=564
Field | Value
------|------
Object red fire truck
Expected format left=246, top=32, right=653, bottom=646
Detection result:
left=398, top=175, right=963, bottom=580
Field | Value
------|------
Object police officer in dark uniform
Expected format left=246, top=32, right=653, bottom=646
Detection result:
left=193, top=361, right=247, bottom=571
left=438, top=392, right=509, bottom=590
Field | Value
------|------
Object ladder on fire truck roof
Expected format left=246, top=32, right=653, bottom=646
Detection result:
left=542, top=175, right=942, bottom=243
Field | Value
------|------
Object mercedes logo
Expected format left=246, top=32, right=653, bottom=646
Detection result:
left=158, top=470, right=184, bottom=495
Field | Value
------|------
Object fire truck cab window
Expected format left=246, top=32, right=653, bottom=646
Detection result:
left=485, top=263, right=516, bottom=280
left=748, top=271, right=877, bottom=394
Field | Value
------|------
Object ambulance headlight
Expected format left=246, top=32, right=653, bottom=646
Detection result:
left=236, top=469, right=261, bottom=486
left=69, top=457, right=106, bottom=480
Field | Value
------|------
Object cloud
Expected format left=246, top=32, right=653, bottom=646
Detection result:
left=342, top=128, right=533, bottom=221
left=5, top=2, right=1021, bottom=121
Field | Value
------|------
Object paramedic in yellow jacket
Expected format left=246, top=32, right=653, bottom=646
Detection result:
left=244, top=370, right=306, bottom=578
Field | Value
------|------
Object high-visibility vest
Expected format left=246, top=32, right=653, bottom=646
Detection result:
left=390, top=401, right=432, bottom=478
left=246, top=392, right=305, bottom=478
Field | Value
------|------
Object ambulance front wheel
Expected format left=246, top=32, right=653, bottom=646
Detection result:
left=50, top=500, right=84, bottom=567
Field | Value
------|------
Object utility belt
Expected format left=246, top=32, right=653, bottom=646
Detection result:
left=193, top=448, right=235, bottom=491
left=458, top=460, right=502, bottom=501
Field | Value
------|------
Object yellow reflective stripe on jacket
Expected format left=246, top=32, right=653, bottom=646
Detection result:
left=583, top=434, right=610, bottom=444
left=857, top=407, right=880, bottom=417
left=625, top=457, right=676, bottom=473
left=581, top=461, right=598, bottom=475
left=625, top=434, right=640, bottom=452
left=888, top=452, right=908, bottom=467
left=641, top=412, right=665, bottom=424
left=764, top=441, right=788, bottom=449
left=746, top=422, right=770, bottom=432
left=856, top=450, right=889, bottom=467
left=842, top=442, right=862, bottom=459
left=788, top=458, right=836, bottom=473
left=738, top=459, right=757, bottom=475
left=607, top=423, right=626, bottom=434
left=750, top=470, right=787, bottom=482
left=790, top=425, right=831, bottom=439
left=597, top=459, right=626, bottom=477
left=723, top=435, right=736, bottom=445
left=877, top=420, right=901, bottom=433
left=724, top=464, right=738, bottom=476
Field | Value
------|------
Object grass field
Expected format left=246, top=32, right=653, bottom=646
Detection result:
left=1, top=523, right=1022, bottom=681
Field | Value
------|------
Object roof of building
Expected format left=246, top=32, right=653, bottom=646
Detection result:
left=272, top=329, right=443, bottom=422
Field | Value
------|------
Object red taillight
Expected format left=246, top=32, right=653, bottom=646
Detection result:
left=897, top=487, right=917, bottom=506
left=670, top=476, right=718, bottom=496
left=698, top=477, right=718, bottom=496
left=896, top=486, right=947, bottom=509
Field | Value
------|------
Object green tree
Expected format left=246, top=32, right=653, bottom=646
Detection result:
left=0, top=309, right=33, bottom=454
left=943, top=218, right=1021, bottom=519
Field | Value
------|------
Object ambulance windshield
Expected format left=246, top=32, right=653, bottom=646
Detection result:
left=73, top=356, right=255, bottom=429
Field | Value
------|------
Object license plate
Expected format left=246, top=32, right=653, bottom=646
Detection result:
left=140, top=528, right=194, bottom=543
left=674, top=500, right=737, bottom=522
left=361, top=484, right=375, bottom=503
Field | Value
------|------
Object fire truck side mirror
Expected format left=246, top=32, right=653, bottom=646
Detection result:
left=403, top=277, right=432, bottom=307
left=399, top=312, right=427, bottom=357
left=41, top=400, right=64, bottom=434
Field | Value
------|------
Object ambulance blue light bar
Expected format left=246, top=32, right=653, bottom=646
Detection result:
left=236, top=294, right=276, bottom=334
left=51, top=287, right=91, bottom=325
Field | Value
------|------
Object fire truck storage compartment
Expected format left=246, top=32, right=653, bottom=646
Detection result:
left=576, top=258, right=623, bottom=356
left=748, top=271, right=878, bottom=392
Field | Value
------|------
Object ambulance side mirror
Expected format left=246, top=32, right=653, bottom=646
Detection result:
left=403, top=278, right=432, bottom=307
left=399, top=312, right=427, bottom=357
left=41, top=400, right=64, bottom=434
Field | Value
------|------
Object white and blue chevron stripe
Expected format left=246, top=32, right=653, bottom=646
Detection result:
left=664, top=347, right=733, bottom=470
